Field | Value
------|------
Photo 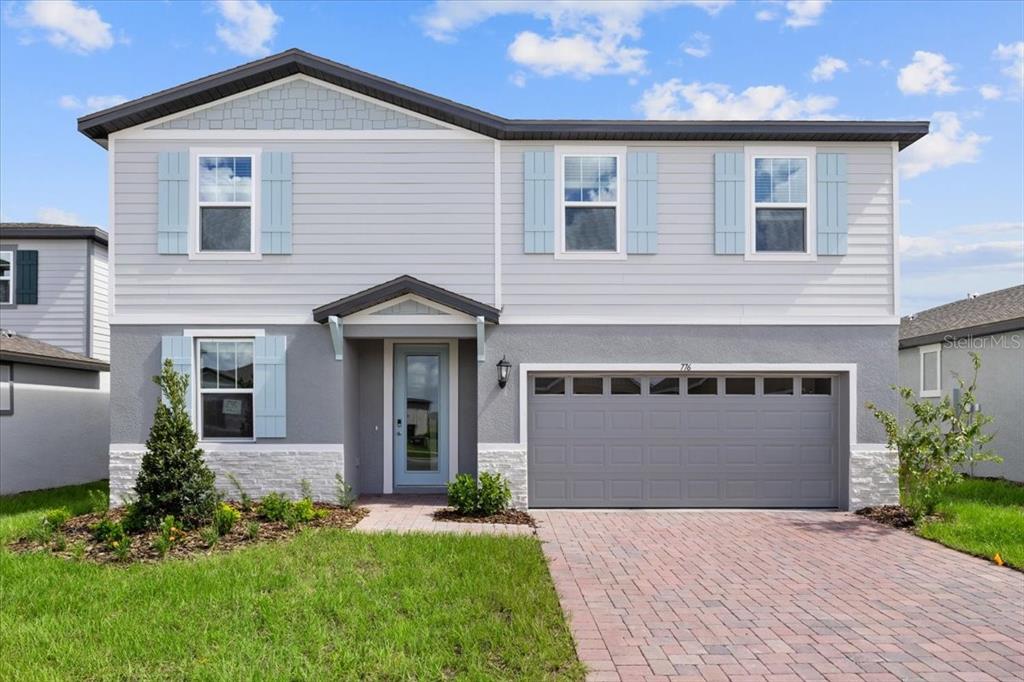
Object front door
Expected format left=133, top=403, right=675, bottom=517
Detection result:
left=394, top=344, right=450, bottom=487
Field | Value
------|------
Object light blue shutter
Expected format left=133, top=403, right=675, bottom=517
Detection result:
left=523, top=150, right=554, bottom=253
left=816, top=153, right=848, bottom=255
left=627, top=151, right=658, bottom=254
left=157, top=151, right=189, bottom=254
left=161, top=335, right=193, bottom=416
left=714, top=152, right=745, bottom=255
left=261, top=151, right=293, bottom=254
left=254, top=336, right=287, bottom=438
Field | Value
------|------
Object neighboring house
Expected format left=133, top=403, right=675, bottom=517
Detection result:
left=79, top=49, right=929, bottom=510
left=0, top=223, right=111, bottom=494
left=898, top=286, right=1024, bottom=482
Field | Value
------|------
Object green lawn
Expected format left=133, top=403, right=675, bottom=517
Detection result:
left=915, top=477, right=1024, bottom=569
left=0, top=482, right=583, bottom=681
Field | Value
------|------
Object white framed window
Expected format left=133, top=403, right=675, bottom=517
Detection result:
left=196, top=338, right=255, bottom=441
left=190, top=149, right=260, bottom=260
left=0, top=363, right=12, bottom=415
left=555, top=146, right=626, bottom=260
left=745, top=146, right=816, bottom=261
left=919, top=343, right=942, bottom=398
left=0, top=251, right=13, bottom=305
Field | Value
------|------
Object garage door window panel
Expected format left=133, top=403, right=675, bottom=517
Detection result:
left=725, top=377, right=756, bottom=395
left=763, top=377, right=795, bottom=395
left=573, top=377, right=604, bottom=395
left=534, top=377, right=565, bottom=395
left=649, top=377, right=680, bottom=395
left=801, top=377, right=832, bottom=395
left=687, top=377, right=719, bottom=395
left=610, top=377, right=641, bottom=395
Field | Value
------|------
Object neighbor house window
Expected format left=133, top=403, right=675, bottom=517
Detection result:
left=753, top=155, right=809, bottom=253
left=0, top=251, right=12, bottom=304
left=0, top=363, right=11, bottom=415
left=198, top=339, right=254, bottom=439
left=197, top=155, right=254, bottom=253
left=559, top=150, right=623, bottom=256
left=919, top=344, right=941, bottom=398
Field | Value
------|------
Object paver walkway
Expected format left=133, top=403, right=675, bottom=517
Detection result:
left=354, top=495, right=534, bottom=535
left=533, top=510, right=1024, bottom=682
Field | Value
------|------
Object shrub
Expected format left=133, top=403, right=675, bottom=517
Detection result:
left=200, top=526, right=219, bottom=549
left=225, top=473, right=254, bottom=512
left=43, top=508, right=71, bottom=532
left=291, top=498, right=326, bottom=523
left=867, top=352, right=1000, bottom=519
left=87, top=489, right=109, bottom=515
left=258, top=492, right=292, bottom=522
left=90, top=518, right=125, bottom=545
left=213, top=502, right=241, bottom=536
left=446, top=473, right=512, bottom=517
left=246, top=521, right=260, bottom=540
left=152, top=515, right=184, bottom=558
left=131, top=359, right=218, bottom=529
left=300, top=479, right=314, bottom=501
left=52, top=533, right=67, bottom=552
left=70, top=541, right=87, bottom=561
left=111, top=536, right=132, bottom=562
left=335, top=473, right=356, bottom=509
left=477, top=473, right=512, bottom=516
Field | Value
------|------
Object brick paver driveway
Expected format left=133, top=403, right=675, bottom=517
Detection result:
left=533, top=511, right=1023, bottom=682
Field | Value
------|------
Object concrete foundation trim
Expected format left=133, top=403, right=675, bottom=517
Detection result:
left=849, top=443, right=899, bottom=510
left=108, top=443, right=345, bottom=504
left=478, top=443, right=527, bottom=509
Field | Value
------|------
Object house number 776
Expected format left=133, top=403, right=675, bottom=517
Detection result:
left=679, top=363, right=692, bottom=372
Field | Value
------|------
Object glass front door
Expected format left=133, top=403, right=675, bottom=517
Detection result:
left=394, top=344, right=449, bottom=487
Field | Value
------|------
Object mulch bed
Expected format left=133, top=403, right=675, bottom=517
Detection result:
left=8, top=503, right=368, bottom=565
left=432, top=508, right=536, bottom=527
left=854, top=504, right=917, bottom=529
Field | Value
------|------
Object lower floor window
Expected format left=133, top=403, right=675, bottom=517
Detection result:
left=198, top=339, right=254, bottom=439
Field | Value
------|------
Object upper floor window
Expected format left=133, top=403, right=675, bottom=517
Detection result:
left=556, top=147, right=625, bottom=259
left=198, top=338, right=255, bottom=440
left=0, top=251, right=12, bottom=304
left=754, top=156, right=808, bottom=253
left=197, top=155, right=254, bottom=253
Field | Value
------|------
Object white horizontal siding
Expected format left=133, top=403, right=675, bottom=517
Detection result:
left=91, top=244, right=110, bottom=360
left=501, top=141, right=895, bottom=321
left=0, top=239, right=89, bottom=353
left=112, top=138, right=496, bottom=319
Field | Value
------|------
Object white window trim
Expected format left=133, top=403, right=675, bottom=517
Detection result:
left=189, top=148, right=261, bottom=261
left=554, top=145, right=627, bottom=261
left=744, top=146, right=817, bottom=262
left=918, top=343, right=942, bottom=398
left=0, top=250, right=13, bottom=305
left=194, top=335, right=257, bottom=443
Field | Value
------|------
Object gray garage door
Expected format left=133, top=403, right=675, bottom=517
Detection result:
left=528, top=374, right=840, bottom=508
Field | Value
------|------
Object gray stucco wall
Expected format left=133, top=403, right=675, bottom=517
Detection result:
left=148, top=79, right=439, bottom=131
left=0, top=363, right=109, bottom=494
left=110, top=325, right=342, bottom=444
left=898, top=331, right=1024, bottom=481
left=478, top=324, right=898, bottom=444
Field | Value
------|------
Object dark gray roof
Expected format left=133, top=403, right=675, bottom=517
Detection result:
left=0, top=223, right=108, bottom=247
left=899, top=285, right=1024, bottom=348
left=78, top=48, right=929, bottom=149
left=0, top=331, right=109, bottom=372
left=313, top=275, right=500, bottom=324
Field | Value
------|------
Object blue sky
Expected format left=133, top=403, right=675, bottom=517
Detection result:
left=1, top=0, right=1021, bottom=313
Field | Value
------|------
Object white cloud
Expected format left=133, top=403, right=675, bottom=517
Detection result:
left=682, top=31, right=711, bottom=58
left=215, top=0, right=280, bottom=58
left=36, top=207, right=82, bottom=225
left=810, top=55, right=848, bottom=82
left=900, top=221, right=1024, bottom=314
left=900, top=111, right=988, bottom=179
left=754, top=1, right=828, bottom=28
left=58, top=94, right=128, bottom=111
left=979, top=84, right=1002, bottom=101
left=419, top=1, right=729, bottom=77
left=6, top=0, right=114, bottom=53
left=897, top=50, right=960, bottom=95
left=993, top=41, right=1024, bottom=97
left=509, top=71, right=528, bottom=88
left=637, top=80, right=837, bottom=120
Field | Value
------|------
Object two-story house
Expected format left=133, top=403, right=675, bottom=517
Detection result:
left=0, top=223, right=111, bottom=494
left=79, top=49, right=928, bottom=510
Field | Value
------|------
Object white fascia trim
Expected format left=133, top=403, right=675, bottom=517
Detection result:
left=891, top=141, right=901, bottom=317
left=517, top=362, right=858, bottom=456
left=108, top=136, right=116, bottom=317
left=109, top=74, right=486, bottom=139
left=553, top=145, right=628, bottom=261
left=383, top=340, right=394, bottom=494
left=499, top=315, right=901, bottom=326
left=494, top=139, right=502, bottom=309
left=182, top=328, right=266, bottom=337
left=918, top=343, right=942, bottom=398
left=112, top=314, right=314, bottom=326
left=743, top=145, right=818, bottom=262
left=121, top=129, right=485, bottom=141
left=111, top=443, right=343, bottom=452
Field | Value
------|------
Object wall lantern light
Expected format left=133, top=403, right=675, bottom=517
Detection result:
left=497, top=356, right=512, bottom=389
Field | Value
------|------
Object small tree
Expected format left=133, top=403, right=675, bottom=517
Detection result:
left=130, top=359, right=218, bottom=529
left=867, top=352, right=1000, bottom=518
